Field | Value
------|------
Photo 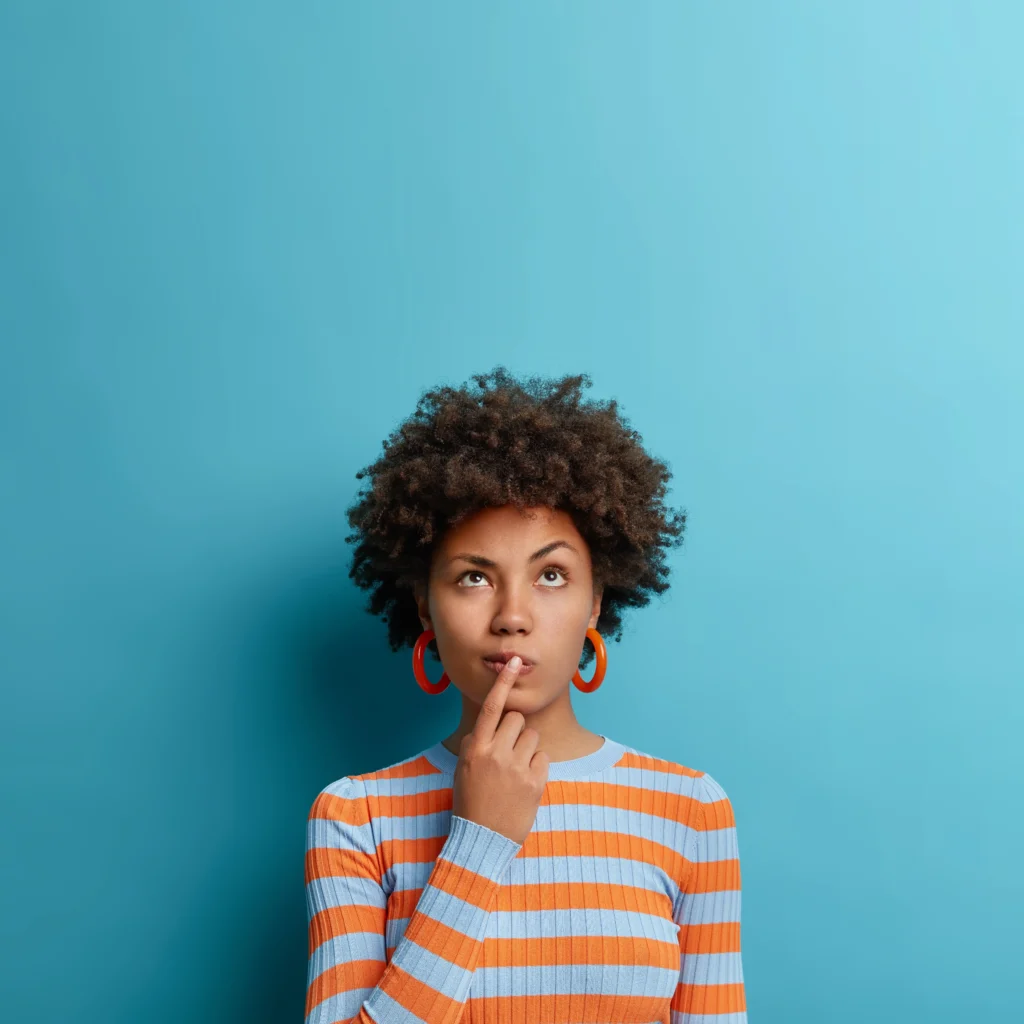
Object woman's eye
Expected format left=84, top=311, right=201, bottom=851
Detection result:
left=457, top=569, right=568, bottom=587
left=539, top=568, right=569, bottom=587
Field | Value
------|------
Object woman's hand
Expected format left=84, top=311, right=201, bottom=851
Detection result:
left=451, top=656, right=550, bottom=845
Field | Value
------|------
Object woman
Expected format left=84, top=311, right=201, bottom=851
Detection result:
left=305, top=368, right=747, bottom=1024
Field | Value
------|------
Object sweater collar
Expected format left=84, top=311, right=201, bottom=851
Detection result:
left=423, top=734, right=626, bottom=780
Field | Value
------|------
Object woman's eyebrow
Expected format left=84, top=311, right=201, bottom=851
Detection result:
left=447, top=540, right=580, bottom=568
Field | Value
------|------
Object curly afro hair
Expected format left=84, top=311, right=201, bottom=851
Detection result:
left=345, top=367, right=687, bottom=668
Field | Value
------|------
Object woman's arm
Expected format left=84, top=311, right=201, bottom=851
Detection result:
left=670, top=772, right=748, bottom=1023
left=305, top=775, right=521, bottom=1024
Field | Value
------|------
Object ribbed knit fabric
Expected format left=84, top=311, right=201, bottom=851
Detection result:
left=305, top=735, right=747, bottom=1024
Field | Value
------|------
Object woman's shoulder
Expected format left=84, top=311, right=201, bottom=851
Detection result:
left=609, top=737, right=739, bottom=810
left=307, top=742, right=450, bottom=819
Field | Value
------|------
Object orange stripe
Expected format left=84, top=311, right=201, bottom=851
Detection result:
left=380, top=826, right=691, bottom=883
left=326, top=901, right=741, bottom=963
left=397, top=911, right=488, bottom=971
left=377, top=919, right=742, bottom=966
left=678, top=920, right=742, bottom=955
left=375, top=833, right=450, bottom=874
left=305, top=842, right=381, bottom=885
left=355, top=754, right=447, bottom=782
left=543, top=779, right=734, bottom=831
left=387, top=877, right=675, bottom=921
left=305, top=956, right=386, bottom=1016
left=698, top=794, right=737, bottom=831
left=542, top=779, right=699, bottom=817
left=432, top=856, right=505, bottom=907
left=358, top=776, right=726, bottom=835
left=616, top=750, right=705, bottom=777
left=312, top=772, right=734, bottom=858
left=685, top=858, right=741, bottom=894
left=363, top=786, right=453, bottom=820
left=309, top=789, right=371, bottom=827
left=380, top=934, right=681, bottom=973
left=525, top=827, right=692, bottom=884
left=671, top=980, right=747, bottom=1015
left=490, top=877, right=672, bottom=916
left=436, top=991, right=679, bottom=1024
left=371, top=960, right=467, bottom=1021
left=385, top=885, right=427, bottom=921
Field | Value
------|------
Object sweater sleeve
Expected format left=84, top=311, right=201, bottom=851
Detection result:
left=669, top=772, right=748, bottom=1023
left=304, top=775, right=522, bottom=1024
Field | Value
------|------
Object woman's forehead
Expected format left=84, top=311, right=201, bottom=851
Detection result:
left=437, top=505, right=586, bottom=554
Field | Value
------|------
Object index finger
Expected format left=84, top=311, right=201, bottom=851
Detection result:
left=471, top=656, right=523, bottom=740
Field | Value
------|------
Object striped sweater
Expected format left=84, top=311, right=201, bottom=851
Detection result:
left=305, top=734, right=747, bottom=1024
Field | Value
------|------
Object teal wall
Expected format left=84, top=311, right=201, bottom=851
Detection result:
left=2, top=3, right=1022, bottom=1021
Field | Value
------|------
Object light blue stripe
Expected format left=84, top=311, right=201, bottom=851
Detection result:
left=306, top=873, right=387, bottom=913
left=529, top=802, right=737, bottom=856
left=392, top=849, right=675, bottom=889
left=471, top=960, right=678, bottom=996
left=358, top=762, right=719, bottom=805
left=304, top=987, right=374, bottom=1024
left=306, top=814, right=377, bottom=846
left=676, top=888, right=742, bottom=925
left=670, top=1012, right=747, bottom=1024
left=697, top=772, right=732, bottom=804
left=387, top=905, right=682, bottom=943
left=678, top=950, right=745, bottom=986
left=696, top=821, right=741, bottom=862
left=361, top=806, right=453, bottom=845
left=384, top=939, right=476, bottom=1001
left=387, top=880, right=512, bottom=939
left=305, top=972, right=748, bottom=1024
left=307, top=928, right=386, bottom=965
left=588, top=763, right=707, bottom=794
left=436, top=814, right=522, bottom=876
left=316, top=776, right=369, bottom=803
left=366, top=800, right=738, bottom=861
left=533, top=800, right=694, bottom=840
left=303, top=814, right=369, bottom=847
left=370, top=801, right=694, bottom=849
left=361, top=773, right=459, bottom=799
left=388, top=848, right=732, bottom=910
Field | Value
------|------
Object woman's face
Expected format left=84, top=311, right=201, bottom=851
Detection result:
left=414, top=504, right=602, bottom=705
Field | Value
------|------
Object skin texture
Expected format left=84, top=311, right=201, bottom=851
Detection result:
left=413, top=504, right=606, bottom=763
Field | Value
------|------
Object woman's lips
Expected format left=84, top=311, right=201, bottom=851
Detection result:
left=482, top=658, right=535, bottom=676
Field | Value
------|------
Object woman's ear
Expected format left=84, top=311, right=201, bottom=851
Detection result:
left=588, top=585, right=603, bottom=630
left=413, top=579, right=432, bottom=631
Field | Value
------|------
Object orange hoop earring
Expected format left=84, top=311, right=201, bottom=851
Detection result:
left=413, top=629, right=450, bottom=694
left=572, top=627, right=607, bottom=692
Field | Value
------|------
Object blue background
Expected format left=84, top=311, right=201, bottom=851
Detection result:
left=2, top=3, right=1022, bottom=1021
